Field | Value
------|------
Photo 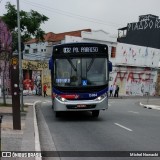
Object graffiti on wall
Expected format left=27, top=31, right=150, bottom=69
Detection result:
left=22, top=60, right=48, bottom=70
left=116, top=43, right=160, bottom=67
left=110, top=67, right=156, bottom=96
left=43, top=69, right=51, bottom=89
left=22, top=60, right=51, bottom=95
left=127, top=19, right=160, bottom=31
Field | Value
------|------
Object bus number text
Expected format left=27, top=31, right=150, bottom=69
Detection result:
left=89, top=93, right=97, bottom=97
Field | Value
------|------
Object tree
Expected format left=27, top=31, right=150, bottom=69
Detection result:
left=0, top=2, right=49, bottom=105
left=2, top=2, right=49, bottom=51
left=0, top=19, right=12, bottom=105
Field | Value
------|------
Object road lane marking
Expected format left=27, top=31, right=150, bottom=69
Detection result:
left=128, top=111, right=139, bottom=114
left=114, top=123, right=133, bottom=132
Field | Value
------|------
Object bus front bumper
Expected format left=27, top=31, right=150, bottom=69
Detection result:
left=53, top=97, right=108, bottom=111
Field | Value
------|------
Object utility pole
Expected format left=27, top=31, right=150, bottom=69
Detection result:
left=0, top=115, right=3, bottom=154
left=17, top=0, right=24, bottom=111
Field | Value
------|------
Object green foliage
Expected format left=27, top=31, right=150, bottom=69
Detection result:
left=1, top=2, right=49, bottom=51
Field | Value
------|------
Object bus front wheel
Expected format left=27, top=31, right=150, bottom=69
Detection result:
left=92, top=110, right=100, bottom=117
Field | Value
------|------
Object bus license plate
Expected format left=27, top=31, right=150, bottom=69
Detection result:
left=77, top=104, right=86, bottom=108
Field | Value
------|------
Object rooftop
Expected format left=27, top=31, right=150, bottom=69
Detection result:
left=25, top=29, right=91, bottom=44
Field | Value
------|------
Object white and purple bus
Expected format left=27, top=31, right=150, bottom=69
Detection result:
left=49, top=43, right=112, bottom=117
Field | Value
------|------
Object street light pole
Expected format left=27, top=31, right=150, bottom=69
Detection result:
left=17, top=0, right=24, bottom=111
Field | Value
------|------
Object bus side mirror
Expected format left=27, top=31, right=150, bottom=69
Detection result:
left=49, top=58, right=54, bottom=70
left=108, top=61, right=112, bottom=72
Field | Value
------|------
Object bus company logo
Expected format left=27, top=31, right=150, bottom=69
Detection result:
left=2, top=152, right=12, bottom=157
left=74, top=95, right=79, bottom=99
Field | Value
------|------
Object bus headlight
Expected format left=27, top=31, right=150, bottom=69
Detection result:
left=56, top=95, right=67, bottom=102
left=95, top=93, right=107, bottom=101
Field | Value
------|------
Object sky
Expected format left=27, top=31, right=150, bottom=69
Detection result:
left=0, top=0, right=160, bottom=36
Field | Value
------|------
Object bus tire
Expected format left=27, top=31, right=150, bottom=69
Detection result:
left=92, top=110, right=100, bottom=117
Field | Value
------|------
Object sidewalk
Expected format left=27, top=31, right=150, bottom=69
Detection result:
left=0, top=102, right=41, bottom=159
left=1, top=107, right=25, bottom=158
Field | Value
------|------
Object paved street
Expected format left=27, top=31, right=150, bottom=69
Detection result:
left=1, top=96, right=160, bottom=159
left=39, top=98, right=160, bottom=160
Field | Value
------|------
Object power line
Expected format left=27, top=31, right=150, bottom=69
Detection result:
left=20, top=0, right=122, bottom=28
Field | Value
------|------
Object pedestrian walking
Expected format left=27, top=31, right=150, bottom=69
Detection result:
left=43, top=84, right=47, bottom=97
left=114, top=85, right=119, bottom=97
left=109, top=85, right=114, bottom=97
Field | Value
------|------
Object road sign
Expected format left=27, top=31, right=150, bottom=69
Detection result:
left=82, top=80, right=87, bottom=86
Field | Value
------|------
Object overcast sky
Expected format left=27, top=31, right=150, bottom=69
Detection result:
left=0, top=0, right=160, bottom=35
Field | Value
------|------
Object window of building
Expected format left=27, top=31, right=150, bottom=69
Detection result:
left=25, top=49, right=29, bottom=54
left=111, top=47, right=116, bottom=58
left=44, top=49, right=46, bottom=52
left=41, top=49, right=43, bottom=52
left=33, top=49, right=37, bottom=53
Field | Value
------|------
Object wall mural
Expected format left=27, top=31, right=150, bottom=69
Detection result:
left=22, top=60, right=48, bottom=70
left=22, top=60, right=51, bottom=95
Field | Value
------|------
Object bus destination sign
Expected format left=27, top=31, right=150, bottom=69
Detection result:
left=53, top=43, right=108, bottom=55
left=63, top=47, right=99, bottom=54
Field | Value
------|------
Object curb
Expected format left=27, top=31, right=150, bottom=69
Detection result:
left=139, top=102, right=160, bottom=110
left=33, top=101, right=42, bottom=160
left=19, top=101, right=42, bottom=160
left=35, top=103, right=61, bottom=160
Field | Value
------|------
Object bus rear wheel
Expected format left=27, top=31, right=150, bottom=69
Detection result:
left=92, top=110, right=100, bottom=117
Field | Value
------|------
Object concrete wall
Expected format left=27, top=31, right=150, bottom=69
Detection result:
left=116, top=43, right=160, bottom=67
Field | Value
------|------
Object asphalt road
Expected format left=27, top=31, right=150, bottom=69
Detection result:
left=39, top=98, right=160, bottom=160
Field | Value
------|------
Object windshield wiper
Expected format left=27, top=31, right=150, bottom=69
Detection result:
left=63, top=54, right=77, bottom=72
left=86, top=58, right=95, bottom=72
left=67, top=58, right=77, bottom=72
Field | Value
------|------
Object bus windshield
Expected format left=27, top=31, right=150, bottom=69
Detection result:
left=54, top=58, right=107, bottom=87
